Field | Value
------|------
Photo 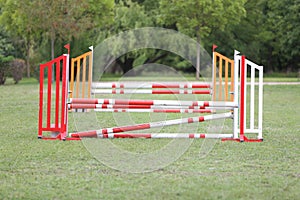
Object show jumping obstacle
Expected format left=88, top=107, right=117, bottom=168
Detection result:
left=70, top=46, right=93, bottom=99
left=38, top=45, right=263, bottom=142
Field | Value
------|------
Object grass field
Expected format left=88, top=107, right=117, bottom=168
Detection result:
left=0, top=78, right=299, bottom=199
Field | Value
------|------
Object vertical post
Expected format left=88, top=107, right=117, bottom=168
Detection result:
left=55, top=60, right=60, bottom=128
left=70, top=58, right=75, bottom=98
left=82, top=57, right=86, bottom=98
left=225, top=60, right=228, bottom=101
left=218, top=58, right=223, bottom=100
left=230, top=60, right=234, bottom=102
left=258, top=67, right=263, bottom=139
left=233, top=50, right=240, bottom=139
left=212, top=53, right=217, bottom=101
left=196, top=35, right=200, bottom=80
left=240, top=55, right=246, bottom=142
left=60, top=55, right=69, bottom=140
left=65, top=54, right=70, bottom=138
left=47, top=64, right=52, bottom=128
left=250, top=64, right=255, bottom=130
left=88, top=46, right=93, bottom=99
left=63, top=44, right=71, bottom=135
left=212, top=45, right=218, bottom=101
left=243, top=60, right=248, bottom=130
left=38, top=66, right=44, bottom=138
left=76, top=59, right=80, bottom=98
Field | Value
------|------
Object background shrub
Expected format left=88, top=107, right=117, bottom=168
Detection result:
left=10, top=59, right=25, bottom=84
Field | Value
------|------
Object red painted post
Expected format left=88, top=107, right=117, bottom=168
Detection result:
left=55, top=60, right=60, bottom=128
left=240, top=55, right=246, bottom=142
left=47, top=65, right=52, bottom=128
left=60, top=55, right=68, bottom=140
left=38, top=66, right=44, bottom=138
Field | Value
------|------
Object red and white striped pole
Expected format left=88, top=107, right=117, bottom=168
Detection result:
left=94, top=133, right=233, bottom=139
left=70, top=98, right=238, bottom=108
left=91, top=89, right=211, bottom=95
left=69, top=103, right=214, bottom=113
left=70, top=112, right=232, bottom=138
left=94, top=108, right=213, bottom=113
left=69, top=103, right=208, bottom=109
left=92, top=82, right=211, bottom=89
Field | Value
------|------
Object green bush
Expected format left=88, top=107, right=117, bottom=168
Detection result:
left=0, top=56, right=14, bottom=85
left=9, top=59, right=25, bottom=84
left=0, top=67, right=6, bottom=85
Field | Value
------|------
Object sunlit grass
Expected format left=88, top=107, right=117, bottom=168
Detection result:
left=0, top=78, right=299, bottom=199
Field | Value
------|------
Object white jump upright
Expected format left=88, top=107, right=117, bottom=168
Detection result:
left=38, top=45, right=264, bottom=142
left=232, top=52, right=264, bottom=141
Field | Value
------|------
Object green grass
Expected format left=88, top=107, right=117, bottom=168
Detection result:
left=263, top=77, right=299, bottom=82
left=0, top=78, right=299, bottom=199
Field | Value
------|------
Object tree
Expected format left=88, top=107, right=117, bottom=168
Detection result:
left=205, top=0, right=300, bottom=74
left=159, top=0, right=247, bottom=79
left=205, top=0, right=268, bottom=64
left=105, top=0, right=192, bottom=75
left=101, top=0, right=156, bottom=75
left=0, top=0, right=37, bottom=78
left=267, top=0, right=300, bottom=72
left=0, top=0, right=114, bottom=78
left=0, top=26, right=14, bottom=85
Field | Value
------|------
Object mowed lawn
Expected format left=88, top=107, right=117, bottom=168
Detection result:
left=0, top=78, right=299, bottom=200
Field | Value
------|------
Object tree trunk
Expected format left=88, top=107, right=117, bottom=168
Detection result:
left=196, top=32, right=201, bottom=80
left=116, top=55, right=135, bottom=76
left=122, top=57, right=135, bottom=76
left=0, top=71, right=6, bottom=85
left=24, top=38, right=31, bottom=78
left=51, top=32, right=55, bottom=82
left=26, top=45, right=30, bottom=78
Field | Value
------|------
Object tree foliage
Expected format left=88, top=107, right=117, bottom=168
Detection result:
left=159, top=0, right=247, bottom=79
left=0, top=0, right=299, bottom=81
left=0, top=0, right=114, bottom=77
left=102, top=0, right=158, bottom=75
left=267, top=0, right=300, bottom=71
left=0, top=26, right=14, bottom=85
left=0, top=0, right=37, bottom=78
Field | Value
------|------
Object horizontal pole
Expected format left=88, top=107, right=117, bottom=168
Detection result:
left=70, top=98, right=238, bottom=108
left=69, top=103, right=234, bottom=111
left=69, top=103, right=208, bottom=109
left=92, top=82, right=211, bottom=89
left=70, top=112, right=232, bottom=138
left=91, top=89, right=211, bottom=95
left=72, top=51, right=92, bottom=61
left=41, top=127, right=62, bottom=132
left=93, top=108, right=213, bottom=113
left=94, top=133, right=233, bottom=139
